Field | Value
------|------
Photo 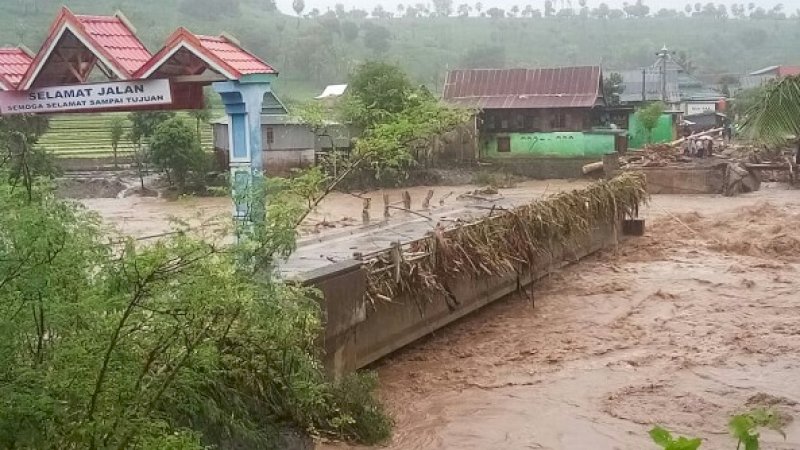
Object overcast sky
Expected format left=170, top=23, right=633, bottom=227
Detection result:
left=275, top=0, right=800, bottom=14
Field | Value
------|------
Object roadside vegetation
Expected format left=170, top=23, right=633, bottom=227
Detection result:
left=0, top=60, right=471, bottom=448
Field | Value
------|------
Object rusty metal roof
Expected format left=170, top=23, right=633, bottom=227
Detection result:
left=0, top=48, right=33, bottom=90
left=443, top=66, right=603, bottom=110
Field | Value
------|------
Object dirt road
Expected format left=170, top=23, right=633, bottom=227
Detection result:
left=321, top=186, right=800, bottom=450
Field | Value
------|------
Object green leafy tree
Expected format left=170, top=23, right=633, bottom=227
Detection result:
left=636, top=101, right=666, bottom=144
left=149, top=117, right=206, bottom=190
left=109, top=116, right=126, bottom=169
left=341, top=20, right=359, bottom=42
left=603, top=72, right=625, bottom=105
left=188, top=94, right=213, bottom=146
left=362, top=23, right=392, bottom=55
left=340, top=61, right=415, bottom=130
left=128, top=111, right=175, bottom=189
left=0, top=114, right=54, bottom=197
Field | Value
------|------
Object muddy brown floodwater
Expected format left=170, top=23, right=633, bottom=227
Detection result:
left=78, top=180, right=800, bottom=449
left=319, top=185, right=800, bottom=450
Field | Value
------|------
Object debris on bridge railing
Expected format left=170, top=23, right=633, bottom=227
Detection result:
left=363, top=173, right=649, bottom=307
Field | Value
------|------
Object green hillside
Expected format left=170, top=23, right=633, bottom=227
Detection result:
left=39, top=113, right=216, bottom=158
left=2, top=1, right=800, bottom=101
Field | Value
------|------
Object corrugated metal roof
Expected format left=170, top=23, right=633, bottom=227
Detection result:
left=75, top=14, right=152, bottom=75
left=443, top=66, right=603, bottom=109
left=618, top=69, right=680, bottom=103
left=0, top=48, right=33, bottom=90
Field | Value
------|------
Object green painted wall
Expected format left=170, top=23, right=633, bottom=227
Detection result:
left=482, top=132, right=616, bottom=159
left=628, top=113, right=674, bottom=149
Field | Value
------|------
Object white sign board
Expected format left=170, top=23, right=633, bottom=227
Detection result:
left=685, top=102, right=716, bottom=116
left=0, top=79, right=172, bottom=115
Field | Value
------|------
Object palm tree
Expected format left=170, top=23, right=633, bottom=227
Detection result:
left=741, top=78, right=800, bottom=147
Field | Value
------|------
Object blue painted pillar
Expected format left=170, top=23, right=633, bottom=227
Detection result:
left=213, top=75, right=275, bottom=227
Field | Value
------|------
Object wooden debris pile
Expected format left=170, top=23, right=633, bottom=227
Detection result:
left=364, top=173, right=648, bottom=306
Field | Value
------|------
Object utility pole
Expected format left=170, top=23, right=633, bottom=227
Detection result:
left=641, top=68, right=646, bottom=102
left=656, top=45, right=670, bottom=103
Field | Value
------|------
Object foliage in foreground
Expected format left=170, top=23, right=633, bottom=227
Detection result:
left=741, top=75, right=800, bottom=145
left=651, top=408, right=790, bottom=450
left=0, top=174, right=390, bottom=448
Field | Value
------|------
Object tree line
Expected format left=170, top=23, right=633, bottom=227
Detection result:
left=285, top=1, right=798, bottom=20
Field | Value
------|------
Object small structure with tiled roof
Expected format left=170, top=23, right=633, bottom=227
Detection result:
left=19, top=7, right=152, bottom=89
left=136, top=28, right=276, bottom=81
left=0, top=7, right=280, bottom=224
left=0, top=47, right=34, bottom=90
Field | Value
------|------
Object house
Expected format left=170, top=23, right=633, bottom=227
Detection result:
left=442, top=66, right=625, bottom=178
left=212, top=91, right=350, bottom=176
left=741, top=65, right=800, bottom=89
left=616, top=55, right=724, bottom=114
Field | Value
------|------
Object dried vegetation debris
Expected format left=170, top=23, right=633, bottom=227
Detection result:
left=364, top=173, right=648, bottom=305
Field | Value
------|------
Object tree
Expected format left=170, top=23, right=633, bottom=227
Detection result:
left=685, top=3, right=693, bottom=14
left=486, top=7, right=505, bottom=18
left=457, top=3, right=472, bottom=17
left=636, top=101, right=666, bottom=144
left=372, top=4, right=391, bottom=18
left=149, top=117, right=205, bottom=191
left=475, top=1, right=483, bottom=14
left=522, top=4, right=535, bottom=17
left=510, top=5, right=520, bottom=17
left=341, top=61, right=415, bottom=130
left=460, top=44, right=506, bottom=68
left=188, top=93, right=213, bottom=146
left=334, top=2, right=346, bottom=17
left=741, top=78, right=800, bottom=145
left=433, top=0, right=453, bottom=16
left=109, top=116, right=126, bottom=169
left=362, top=23, right=392, bottom=54
left=623, top=0, right=650, bottom=18
left=604, top=72, right=625, bottom=105
left=0, top=114, right=54, bottom=196
left=292, top=0, right=305, bottom=16
left=593, top=2, right=610, bottom=18
left=292, top=0, right=305, bottom=27
left=341, top=20, right=359, bottom=42
left=0, top=168, right=392, bottom=449
left=545, top=0, right=555, bottom=16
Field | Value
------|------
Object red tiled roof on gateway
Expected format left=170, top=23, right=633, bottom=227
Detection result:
left=0, top=48, right=33, bottom=88
left=75, top=14, right=152, bottom=75
left=196, top=35, right=276, bottom=75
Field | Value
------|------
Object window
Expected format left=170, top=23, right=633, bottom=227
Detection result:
left=497, top=136, right=511, bottom=153
left=265, top=127, right=275, bottom=145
